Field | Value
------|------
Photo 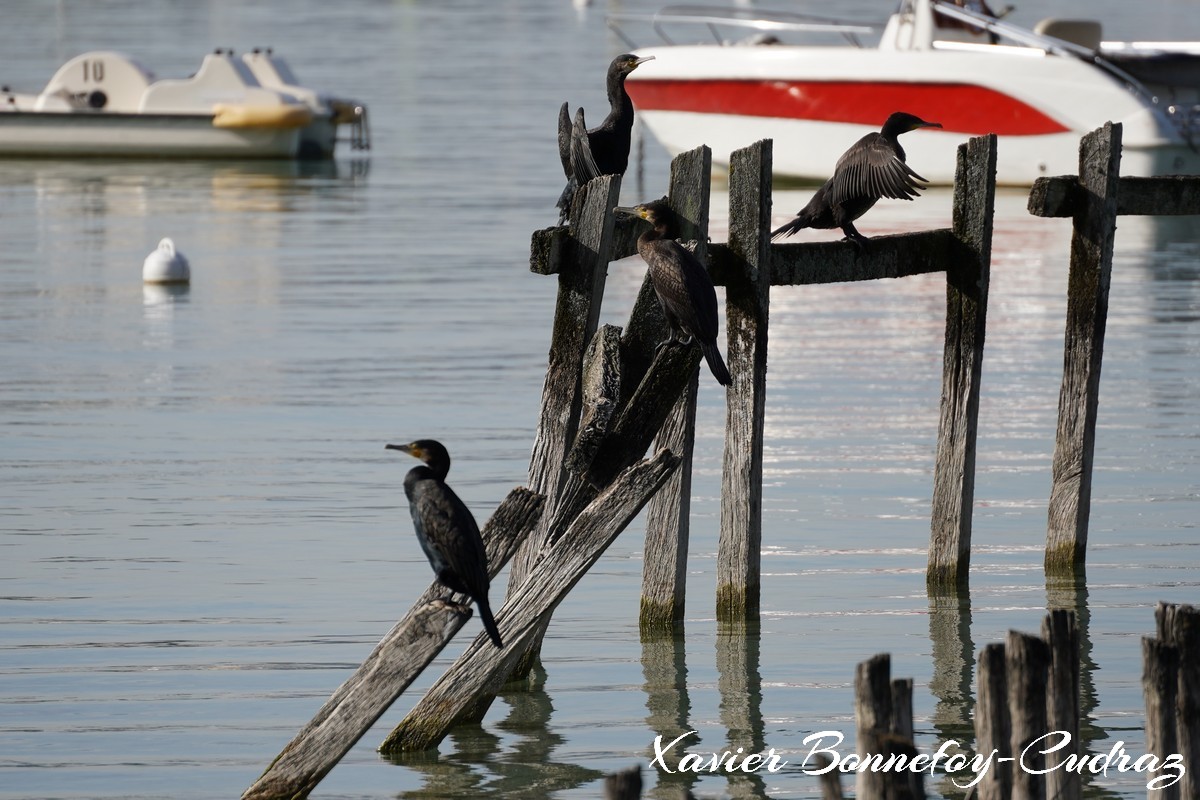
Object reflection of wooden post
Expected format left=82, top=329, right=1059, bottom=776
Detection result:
left=928, top=134, right=996, bottom=589
left=717, top=623, right=766, bottom=798
left=1044, top=123, right=1121, bottom=575
left=641, top=145, right=712, bottom=630
left=640, top=632, right=698, bottom=800
left=717, top=139, right=771, bottom=622
left=1007, top=631, right=1050, bottom=800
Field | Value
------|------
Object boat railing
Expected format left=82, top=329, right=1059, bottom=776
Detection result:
left=607, top=4, right=879, bottom=50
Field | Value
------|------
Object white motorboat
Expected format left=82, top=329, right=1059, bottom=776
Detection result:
left=0, top=49, right=369, bottom=159
left=612, top=0, right=1200, bottom=184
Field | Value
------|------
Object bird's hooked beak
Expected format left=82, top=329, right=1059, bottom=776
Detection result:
left=633, top=55, right=655, bottom=67
left=914, top=120, right=943, bottom=131
left=385, top=442, right=424, bottom=460
left=614, top=205, right=652, bottom=220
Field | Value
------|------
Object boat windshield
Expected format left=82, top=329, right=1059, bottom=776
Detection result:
left=607, top=4, right=880, bottom=49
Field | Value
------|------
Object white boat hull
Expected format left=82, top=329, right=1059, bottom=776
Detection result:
left=636, top=110, right=1200, bottom=185
left=0, top=111, right=319, bottom=158
left=623, top=24, right=1200, bottom=185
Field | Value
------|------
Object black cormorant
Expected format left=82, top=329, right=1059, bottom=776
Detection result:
left=771, top=112, right=942, bottom=246
left=614, top=199, right=732, bottom=387
left=385, top=439, right=502, bottom=648
left=556, top=53, right=654, bottom=223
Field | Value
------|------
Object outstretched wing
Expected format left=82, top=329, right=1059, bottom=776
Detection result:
left=829, top=133, right=928, bottom=206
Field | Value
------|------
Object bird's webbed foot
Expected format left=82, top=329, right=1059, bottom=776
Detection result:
left=654, top=333, right=679, bottom=352
left=841, top=225, right=869, bottom=253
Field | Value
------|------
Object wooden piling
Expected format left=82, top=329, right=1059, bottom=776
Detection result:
left=927, top=133, right=997, bottom=589
left=975, top=642, right=1011, bottom=800
left=1143, top=636, right=1180, bottom=800
left=639, top=145, right=713, bottom=631
left=1042, top=609, right=1081, bottom=800
left=1155, top=603, right=1200, bottom=800
left=1006, top=631, right=1051, bottom=800
left=717, top=139, right=772, bottom=622
left=379, top=450, right=680, bottom=753
left=855, top=653, right=892, bottom=800
left=509, top=173, right=623, bottom=669
left=241, top=488, right=544, bottom=800
left=890, top=677, right=926, bottom=800
left=1043, top=122, right=1122, bottom=575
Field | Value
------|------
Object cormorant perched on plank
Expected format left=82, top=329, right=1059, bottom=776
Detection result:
left=771, top=112, right=942, bottom=247
left=556, top=53, right=655, bottom=223
left=614, top=199, right=732, bottom=387
left=385, top=439, right=502, bottom=648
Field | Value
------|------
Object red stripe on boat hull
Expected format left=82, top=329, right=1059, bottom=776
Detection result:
left=625, top=79, right=1069, bottom=136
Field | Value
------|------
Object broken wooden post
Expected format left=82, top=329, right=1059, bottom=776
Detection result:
left=1042, top=122, right=1122, bottom=575
left=890, top=677, right=925, bottom=800
left=379, top=450, right=680, bottom=753
left=1143, top=634, right=1180, bottom=800
left=975, top=642, right=1011, bottom=800
left=717, top=139, right=772, bottom=623
left=1043, top=609, right=1081, bottom=800
left=640, top=145, right=712, bottom=631
left=241, top=487, right=544, bottom=800
left=1151, top=603, right=1200, bottom=800
left=855, top=653, right=892, bottom=800
left=509, top=173, right=623, bottom=674
left=927, top=133, right=997, bottom=589
left=1007, top=630, right=1051, bottom=800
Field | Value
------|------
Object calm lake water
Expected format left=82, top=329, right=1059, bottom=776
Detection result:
left=3, top=2, right=1200, bottom=799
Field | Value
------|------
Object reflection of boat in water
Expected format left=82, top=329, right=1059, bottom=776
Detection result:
left=612, top=0, right=1200, bottom=184
left=0, top=50, right=369, bottom=159
left=0, top=157, right=368, bottom=216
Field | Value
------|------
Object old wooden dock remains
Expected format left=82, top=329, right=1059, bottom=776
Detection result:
left=242, top=124, right=1200, bottom=799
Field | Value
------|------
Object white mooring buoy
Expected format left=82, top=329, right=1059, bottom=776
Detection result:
left=143, top=238, right=190, bottom=284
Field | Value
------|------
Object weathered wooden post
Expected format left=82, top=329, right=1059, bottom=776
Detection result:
left=928, top=133, right=997, bottom=589
left=241, top=488, right=544, bottom=800
left=855, top=653, right=892, bottom=800
left=975, top=642, right=1011, bottom=800
left=717, top=139, right=772, bottom=622
left=1147, top=599, right=1200, bottom=800
left=1143, top=634, right=1180, bottom=800
left=1007, top=631, right=1051, bottom=800
left=640, top=145, right=713, bottom=630
left=509, top=173, right=623, bottom=674
left=1043, top=609, right=1081, bottom=800
left=1043, top=122, right=1122, bottom=575
left=890, top=677, right=925, bottom=800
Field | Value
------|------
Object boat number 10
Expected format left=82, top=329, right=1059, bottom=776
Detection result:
left=81, top=59, right=105, bottom=83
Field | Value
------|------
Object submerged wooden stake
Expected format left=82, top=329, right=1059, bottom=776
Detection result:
left=927, top=133, right=996, bottom=589
left=241, top=487, right=544, bottom=800
left=640, top=144, right=712, bottom=631
left=1044, top=123, right=1122, bottom=575
left=717, top=139, right=772, bottom=623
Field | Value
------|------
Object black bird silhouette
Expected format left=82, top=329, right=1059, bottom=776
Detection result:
left=614, top=199, right=732, bottom=387
left=385, top=439, right=502, bottom=648
left=771, top=112, right=942, bottom=247
left=556, top=53, right=654, bottom=223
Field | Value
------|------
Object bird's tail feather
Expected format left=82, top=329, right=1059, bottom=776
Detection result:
left=702, top=341, right=732, bottom=387
left=476, top=597, right=503, bottom=648
left=771, top=216, right=810, bottom=241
